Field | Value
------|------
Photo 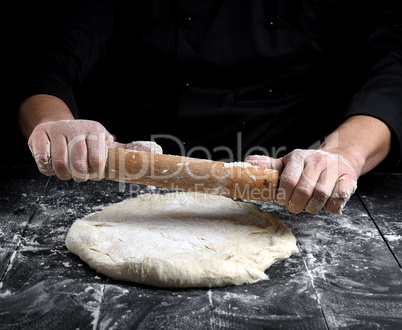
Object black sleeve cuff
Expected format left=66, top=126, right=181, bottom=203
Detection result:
left=345, top=90, right=402, bottom=167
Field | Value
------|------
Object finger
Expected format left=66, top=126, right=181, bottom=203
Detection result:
left=105, top=131, right=115, bottom=145
left=28, top=129, right=54, bottom=176
left=87, top=132, right=108, bottom=181
left=287, top=163, right=325, bottom=214
left=305, top=168, right=337, bottom=214
left=67, top=134, right=89, bottom=182
left=289, top=151, right=334, bottom=214
left=245, top=155, right=284, bottom=173
left=324, top=174, right=357, bottom=214
left=276, top=151, right=305, bottom=207
left=49, top=133, right=71, bottom=180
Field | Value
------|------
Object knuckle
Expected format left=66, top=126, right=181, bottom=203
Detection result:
left=84, top=120, right=105, bottom=133
left=72, top=160, right=88, bottom=173
left=279, top=174, right=297, bottom=188
left=90, top=120, right=103, bottom=129
left=52, top=159, right=67, bottom=171
left=294, top=185, right=311, bottom=199
left=306, top=153, right=327, bottom=168
left=313, top=154, right=326, bottom=165
left=289, top=149, right=304, bottom=161
left=34, top=122, right=49, bottom=132
left=89, top=154, right=102, bottom=168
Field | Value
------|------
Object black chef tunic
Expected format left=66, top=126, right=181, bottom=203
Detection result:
left=17, top=0, right=402, bottom=163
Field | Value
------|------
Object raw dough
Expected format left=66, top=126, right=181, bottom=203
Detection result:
left=65, top=192, right=298, bottom=288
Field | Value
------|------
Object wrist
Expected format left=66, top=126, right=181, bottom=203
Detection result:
left=18, top=94, right=74, bottom=138
left=319, top=145, right=364, bottom=178
left=319, top=115, right=391, bottom=176
left=18, top=94, right=75, bottom=138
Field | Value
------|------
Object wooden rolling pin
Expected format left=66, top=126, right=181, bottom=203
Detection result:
left=105, top=148, right=278, bottom=202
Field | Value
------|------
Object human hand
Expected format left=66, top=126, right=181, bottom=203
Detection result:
left=246, top=149, right=358, bottom=214
left=28, top=119, right=162, bottom=181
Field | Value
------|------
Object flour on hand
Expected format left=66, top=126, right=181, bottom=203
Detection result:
left=65, top=192, right=298, bottom=288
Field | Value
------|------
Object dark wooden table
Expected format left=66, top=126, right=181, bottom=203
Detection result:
left=1, top=166, right=401, bottom=329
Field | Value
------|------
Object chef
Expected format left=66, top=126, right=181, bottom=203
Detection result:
left=16, top=1, right=402, bottom=214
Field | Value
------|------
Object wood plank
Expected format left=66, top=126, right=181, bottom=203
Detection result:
left=2, top=172, right=402, bottom=329
left=269, top=195, right=402, bottom=328
left=357, top=173, right=402, bottom=265
left=0, top=248, right=105, bottom=329
left=0, top=177, right=130, bottom=329
left=96, top=254, right=327, bottom=329
left=0, top=176, right=326, bottom=329
left=207, top=260, right=327, bottom=329
left=0, top=166, right=48, bottom=278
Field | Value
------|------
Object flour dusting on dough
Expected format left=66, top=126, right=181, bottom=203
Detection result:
left=65, top=192, right=298, bottom=288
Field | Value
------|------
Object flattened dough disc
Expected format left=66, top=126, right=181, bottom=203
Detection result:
left=65, top=192, right=298, bottom=288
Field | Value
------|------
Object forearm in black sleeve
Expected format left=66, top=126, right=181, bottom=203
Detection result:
left=18, top=0, right=114, bottom=117
left=342, top=0, right=402, bottom=165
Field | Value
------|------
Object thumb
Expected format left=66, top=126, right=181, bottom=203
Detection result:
left=108, top=141, right=163, bottom=154
left=245, top=155, right=284, bottom=174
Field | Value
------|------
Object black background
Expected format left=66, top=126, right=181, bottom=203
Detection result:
left=3, top=1, right=401, bottom=172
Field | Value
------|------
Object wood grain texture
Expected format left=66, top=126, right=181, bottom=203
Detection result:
left=0, top=167, right=48, bottom=279
left=358, top=174, right=402, bottom=266
left=1, top=168, right=402, bottom=329
left=277, top=197, right=402, bottom=329
left=105, top=148, right=278, bottom=202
